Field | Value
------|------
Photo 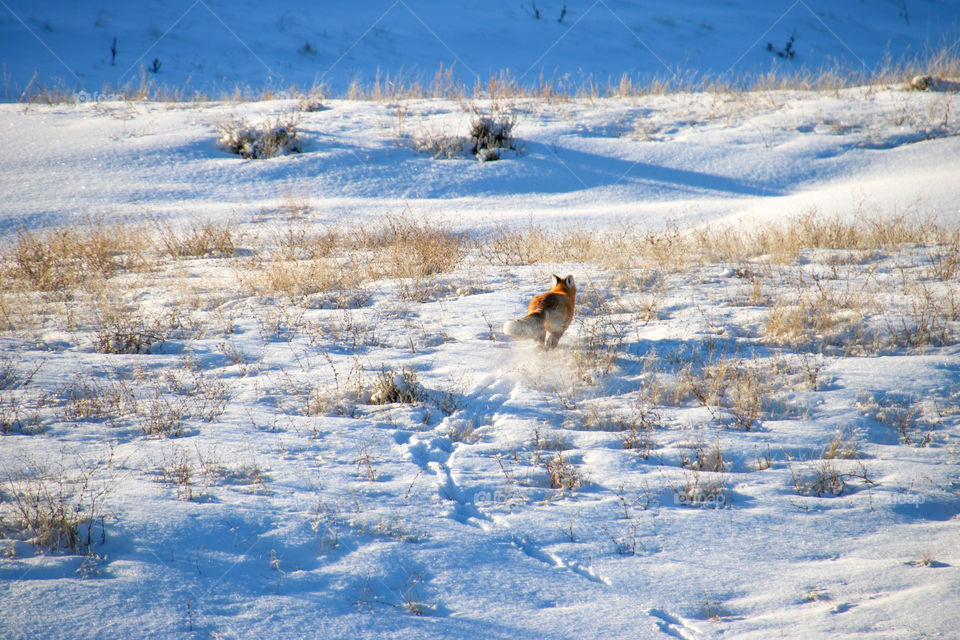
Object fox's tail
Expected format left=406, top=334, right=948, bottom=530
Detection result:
left=503, top=313, right=544, bottom=340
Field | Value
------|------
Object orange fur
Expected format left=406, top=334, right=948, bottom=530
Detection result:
left=503, top=274, right=577, bottom=349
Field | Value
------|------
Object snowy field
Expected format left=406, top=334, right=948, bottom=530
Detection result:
left=2, top=0, right=960, bottom=96
left=2, top=2, right=960, bottom=640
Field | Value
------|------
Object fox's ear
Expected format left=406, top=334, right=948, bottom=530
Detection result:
left=552, top=274, right=561, bottom=286
left=565, top=275, right=575, bottom=287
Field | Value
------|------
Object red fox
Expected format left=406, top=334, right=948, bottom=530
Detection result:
left=503, top=274, right=576, bottom=349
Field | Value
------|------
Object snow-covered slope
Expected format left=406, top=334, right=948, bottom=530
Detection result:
left=1, top=85, right=958, bottom=640
left=1, top=0, right=958, bottom=96
left=2, top=86, right=959, bottom=235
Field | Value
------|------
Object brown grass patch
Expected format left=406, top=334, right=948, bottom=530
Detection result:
left=3, top=219, right=151, bottom=293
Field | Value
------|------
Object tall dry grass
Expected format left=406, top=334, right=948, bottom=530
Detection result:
left=234, top=213, right=468, bottom=302
left=478, top=211, right=957, bottom=271
left=15, top=43, right=959, bottom=105
left=3, top=219, right=151, bottom=293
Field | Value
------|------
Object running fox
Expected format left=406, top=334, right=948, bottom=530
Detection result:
left=503, top=274, right=576, bottom=350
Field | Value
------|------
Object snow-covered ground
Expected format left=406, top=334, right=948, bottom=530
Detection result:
left=2, top=0, right=959, bottom=96
left=2, top=2, right=960, bottom=640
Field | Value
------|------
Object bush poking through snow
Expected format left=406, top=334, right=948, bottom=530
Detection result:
left=370, top=367, right=424, bottom=405
left=408, top=112, right=516, bottom=161
left=545, top=452, right=585, bottom=491
left=469, top=114, right=516, bottom=161
left=856, top=394, right=938, bottom=446
left=413, top=131, right=468, bottom=159
left=217, top=112, right=304, bottom=159
left=790, top=444, right=875, bottom=498
left=791, top=459, right=848, bottom=497
left=95, top=310, right=167, bottom=354
left=1, top=452, right=115, bottom=554
left=682, top=439, right=727, bottom=473
left=675, top=470, right=727, bottom=508
left=297, top=92, right=326, bottom=112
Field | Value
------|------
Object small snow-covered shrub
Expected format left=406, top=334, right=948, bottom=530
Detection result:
left=370, top=367, right=423, bottom=405
left=413, top=130, right=468, bottom=158
left=297, top=91, right=326, bottom=112
left=620, top=424, right=655, bottom=459
left=791, top=458, right=847, bottom=497
left=469, top=113, right=516, bottom=161
left=156, top=444, right=265, bottom=500
left=0, top=394, right=44, bottom=435
left=790, top=443, right=874, bottom=498
left=678, top=356, right=772, bottom=430
left=682, top=438, right=727, bottom=473
left=1, top=452, right=114, bottom=554
left=217, top=113, right=304, bottom=159
left=94, top=310, right=167, bottom=354
left=545, top=452, right=585, bottom=491
left=604, top=520, right=644, bottom=555
left=444, top=418, right=479, bottom=443
left=60, top=376, right=131, bottom=423
left=310, top=309, right=381, bottom=350
left=304, top=358, right=370, bottom=417
left=857, top=394, right=937, bottom=446
left=675, top=470, right=727, bottom=508
left=157, top=445, right=198, bottom=500
left=127, top=363, right=228, bottom=437
left=136, top=391, right=188, bottom=438
left=532, top=425, right=567, bottom=452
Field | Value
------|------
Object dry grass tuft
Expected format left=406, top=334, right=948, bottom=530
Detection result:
left=235, top=213, right=466, bottom=303
left=791, top=436, right=875, bottom=498
left=822, top=431, right=861, bottom=460
left=675, top=470, right=727, bottom=508
left=764, top=282, right=866, bottom=350
left=60, top=376, right=132, bottom=423
left=94, top=307, right=168, bottom=354
left=3, top=219, right=151, bottom=293
left=356, top=213, right=469, bottom=280
left=158, top=220, right=239, bottom=259
left=1, top=451, right=116, bottom=554
left=678, top=355, right=772, bottom=430
left=545, top=452, right=585, bottom=491
left=682, top=438, right=727, bottom=473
